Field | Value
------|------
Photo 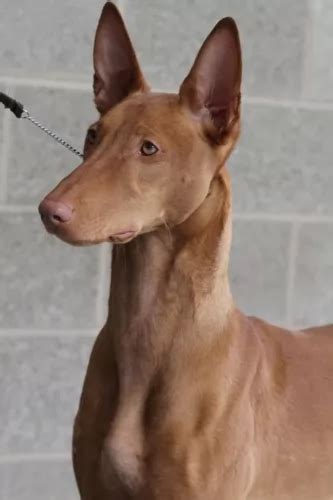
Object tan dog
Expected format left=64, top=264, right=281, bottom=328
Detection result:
left=39, top=3, right=333, bottom=499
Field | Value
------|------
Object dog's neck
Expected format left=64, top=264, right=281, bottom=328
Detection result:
left=105, top=171, right=234, bottom=384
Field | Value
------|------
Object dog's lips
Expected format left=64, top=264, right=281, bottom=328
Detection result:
left=109, top=230, right=138, bottom=244
left=42, top=218, right=137, bottom=244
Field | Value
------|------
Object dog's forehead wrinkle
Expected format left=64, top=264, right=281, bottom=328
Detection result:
left=100, top=93, right=196, bottom=146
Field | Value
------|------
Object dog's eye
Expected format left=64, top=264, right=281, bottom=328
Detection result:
left=87, top=128, right=97, bottom=144
left=140, top=140, right=158, bottom=156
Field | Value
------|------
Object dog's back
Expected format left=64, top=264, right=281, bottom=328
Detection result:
left=247, top=318, right=333, bottom=499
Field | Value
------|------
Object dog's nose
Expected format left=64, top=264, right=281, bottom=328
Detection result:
left=39, top=198, right=73, bottom=226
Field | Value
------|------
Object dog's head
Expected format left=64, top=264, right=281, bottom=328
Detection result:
left=39, top=2, right=242, bottom=245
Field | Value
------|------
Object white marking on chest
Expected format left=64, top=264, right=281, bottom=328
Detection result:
left=101, top=397, right=145, bottom=493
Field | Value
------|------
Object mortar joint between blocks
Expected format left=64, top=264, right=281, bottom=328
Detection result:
left=286, top=222, right=301, bottom=328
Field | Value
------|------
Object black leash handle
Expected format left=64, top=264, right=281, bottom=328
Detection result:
left=0, top=91, right=24, bottom=118
left=0, top=90, right=83, bottom=158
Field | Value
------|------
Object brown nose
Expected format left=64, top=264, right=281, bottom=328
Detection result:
left=39, top=198, right=73, bottom=227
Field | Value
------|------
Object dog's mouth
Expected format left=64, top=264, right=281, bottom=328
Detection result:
left=109, top=230, right=138, bottom=244
left=42, top=218, right=138, bottom=245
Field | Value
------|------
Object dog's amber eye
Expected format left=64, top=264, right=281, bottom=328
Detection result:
left=140, top=140, right=158, bottom=156
left=87, top=128, right=97, bottom=144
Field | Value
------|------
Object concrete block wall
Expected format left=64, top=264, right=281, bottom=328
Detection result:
left=0, top=1, right=332, bottom=498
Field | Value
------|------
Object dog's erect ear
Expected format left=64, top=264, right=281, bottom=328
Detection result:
left=93, top=2, right=148, bottom=114
left=179, top=18, right=242, bottom=144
